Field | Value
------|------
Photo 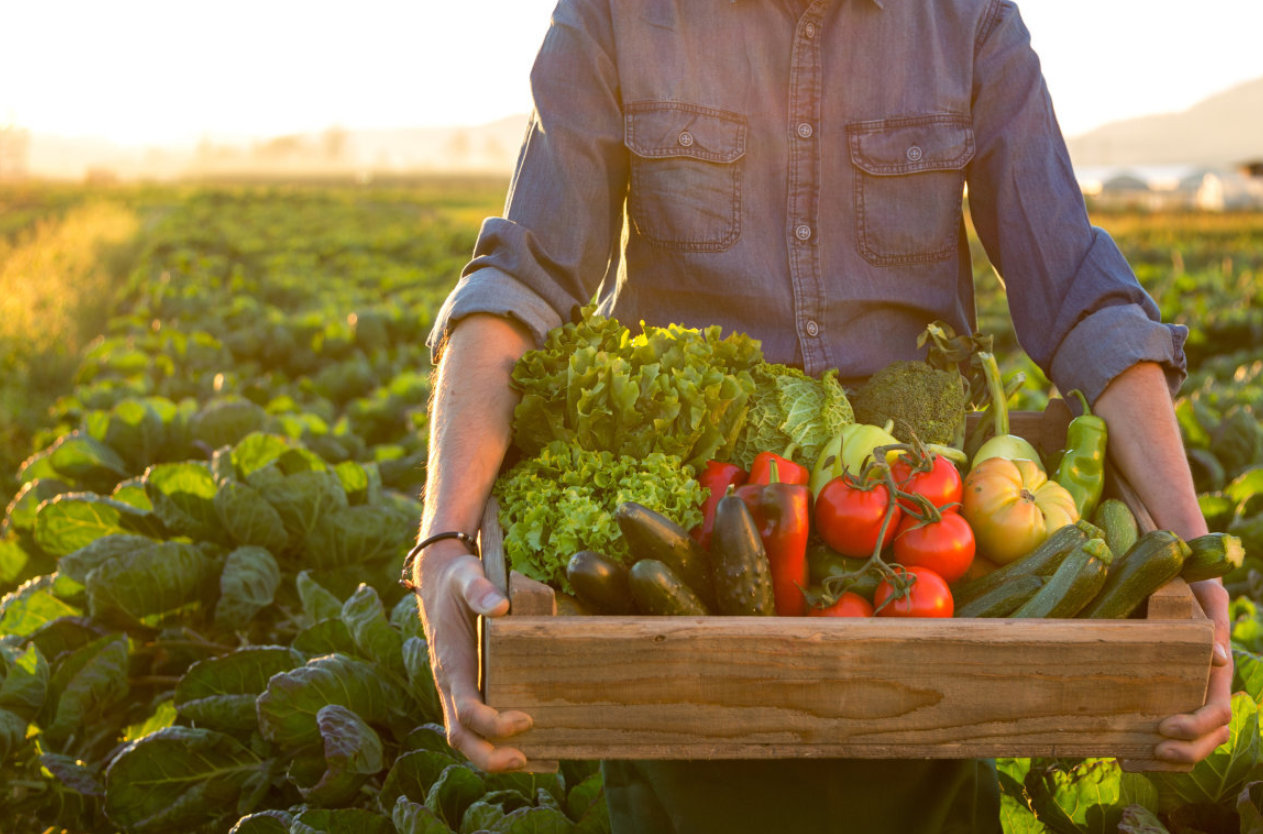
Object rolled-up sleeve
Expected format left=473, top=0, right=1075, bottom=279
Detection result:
left=427, top=0, right=629, bottom=362
left=966, top=0, right=1187, bottom=404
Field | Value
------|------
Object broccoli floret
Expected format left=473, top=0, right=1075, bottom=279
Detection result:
left=851, top=361, right=968, bottom=446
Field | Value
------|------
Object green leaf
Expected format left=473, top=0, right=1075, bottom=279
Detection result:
left=228, top=811, right=293, bottom=834
left=1152, top=692, right=1261, bottom=811
left=0, top=706, right=28, bottom=761
left=192, top=397, right=268, bottom=449
left=488, top=806, right=576, bottom=834
left=0, top=531, right=38, bottom=586
left=87, top=541, right=219, bottom=627
left=425, top=763, right=486, bottom=828
left=145, top=461, right=228, bottom=544
left=256, top=653, right=401, bottom=746
left=41, top=750, right=105, bottom=796
left=0, top=576, right=81, bottom=637
left=1239, top=780, right=1263, bottom=834
left=123, top=698, right=178, bottom=741
left=230, top=433, right=297, bottom=480
left=104, top=398, right=167, bottom=471
left=391, top=594, right=425, bottom=643
left=402, top=637, right=443, bottom=724
left=1024, top=758, right=1138, bottom=834
left=297, top=570, right=344, bottom=623
left=403, top=723, right=458, bottom=757
left=485, top=770, right=565, bottom=811
left=292, top=704, right=386, bottom=806
left=44, top=633, right=129, bottom=742
left=567, top=772, right=608, bottom=833
left=462, top=799, right=509, bottom=833
left=1117, top=804, right=1170, bottom=833
left=292, top=618, right=358, bottom=657
left=34, top=493, right=162, bottom=557
left=289, top=808, right=395, bottom=834
left=392, top=797, right=455, bottom=834
left=112, top=477, right=154, bottom=511
left=47, top=430, right=130, bottom=489
left=1235, top=650, right=1263, bottom=705
left=103, top=726, right=265, bottom=833
left=59, top=534, right=156, bottom=584
left=175, top=646, right=303, bottom=733
left=334, top=460, right=380, bottom=506
left=4, top=478, right=71, bottom=534
left=340, top=584, right=404, bottom=673
left=0, top=642, right=49, bottom=719
left=380, top=749, right=461, bottom=811
left=305, top=504, right=409, bottom=569
left=214, top=480, right=291, bottom=552
left=27, top=615, right=105, bottom=664
left=215, top=546, right=281, bottom=629
left=255, top=469, right=347, bottom=551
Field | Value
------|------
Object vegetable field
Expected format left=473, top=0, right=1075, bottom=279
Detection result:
left=0, top=181, right=1261, bottom=833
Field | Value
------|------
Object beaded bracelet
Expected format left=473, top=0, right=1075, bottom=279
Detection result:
left=398, top=531, right=479, bottom=591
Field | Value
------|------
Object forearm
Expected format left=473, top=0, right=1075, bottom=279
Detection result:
left=417, top=314, right=536, bottom=553
left=1092, top=361, right=1207, bottom=540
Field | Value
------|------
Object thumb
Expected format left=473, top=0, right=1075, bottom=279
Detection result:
left=457, top=565, right=510, bottom=616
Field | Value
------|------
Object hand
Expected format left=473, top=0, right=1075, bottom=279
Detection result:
left=414, top=540, right=534, bottom=772
left=1155, top=579, right=1233, bottom=764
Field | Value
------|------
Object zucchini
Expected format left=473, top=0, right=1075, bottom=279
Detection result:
left=1010, top=539, right=1110, bottom=618
left=1181, top=532, right=1245, bottom=582
left=1078, top=530, right=1191, bottom=619
left=615, top=502, right=716, bottom=609
left=955, top=574, right=1045, bottom=618
left=628, top=560, right=710, bottom=616
left=1092, top=499, right=1139, bottom=568
left=952, top=521, right=1096, bottom=606
left=566, top=550, right=634, bottom=614
left=711, top=494, right=776, bottom=616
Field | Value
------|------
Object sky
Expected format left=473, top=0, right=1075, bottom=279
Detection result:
left=1, top=0, right=1260, bottom=145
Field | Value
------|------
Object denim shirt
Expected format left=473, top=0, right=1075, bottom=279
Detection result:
left=428, top=0, right=1187, bottom=404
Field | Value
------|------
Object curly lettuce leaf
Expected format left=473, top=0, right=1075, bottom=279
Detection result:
left=731, top=364, right=854, bottom=470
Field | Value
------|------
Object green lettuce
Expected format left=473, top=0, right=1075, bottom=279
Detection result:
left=510, top=306, right=762, bottom=471
left=731, top=364, right=854, bottom=470
left=493, top=441, right=706, bottom=591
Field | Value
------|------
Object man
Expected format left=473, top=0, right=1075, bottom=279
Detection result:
left=413, top=0, right=1233, bottom=830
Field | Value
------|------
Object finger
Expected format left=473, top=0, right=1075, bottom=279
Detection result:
left=1158, top=668, right=1234, bottom=741
left=1155, top=722, right=1232, bottom=764
left=451, top=675, right=533, bottom=742
left=452, top=558, right=510, bottom=617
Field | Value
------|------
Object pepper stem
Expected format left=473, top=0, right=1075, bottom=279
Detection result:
left=979, top=352, right=1009, bottom=438
left=1069, top=388, right=1092, bottom=418
left=768, top=457, right=781, bottom=485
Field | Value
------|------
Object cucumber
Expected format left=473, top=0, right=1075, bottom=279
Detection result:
left=1078, top=530, right=1191, bottom=619
left=955, top=574, right=1045, bottom=618
left=628, top=560, right=710, bottom=616
left=1180, top=532, right=1245, bottom=582
left=1010, top=539, right=1110, bottom=618
left=615, top=501, right=716, bottom=609
left=1092, top=499, right=1139, bottom=569
left=952, top=521, right=1095, bottom=606
left=566, top=550, right=634, bottom=615
left=711, top=494, right=776, bottom=616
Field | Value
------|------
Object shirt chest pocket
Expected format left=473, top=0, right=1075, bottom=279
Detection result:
left=847, top=115, right=975, bottom=267
left=624, top=102, right=747, bottom=252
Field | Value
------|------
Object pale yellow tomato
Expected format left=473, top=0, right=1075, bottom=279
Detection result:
left=961, top=457, right=1079, bottom=564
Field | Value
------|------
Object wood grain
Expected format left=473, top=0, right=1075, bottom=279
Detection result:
left=509, top=571, right=557, bottom=616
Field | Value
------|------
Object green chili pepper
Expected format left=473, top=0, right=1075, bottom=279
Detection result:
left=1054, top=389, right=1108, bottom=519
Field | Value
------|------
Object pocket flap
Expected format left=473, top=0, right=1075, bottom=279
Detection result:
left=625, top=102, right=747, bottom=163
left=848, top=116, right=975, bottom=176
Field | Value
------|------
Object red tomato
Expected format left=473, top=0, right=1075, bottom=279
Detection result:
left=874, top=566, right=954, bottom=618
left=892, top=512, right=976, bottom=584
left=814, top=478, right=901, bottom=558
left=891, top=454, right=963, bottom=514
left=807, top=592, right=873, bottom=618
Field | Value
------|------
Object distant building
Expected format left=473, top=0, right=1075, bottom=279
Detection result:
left=1078, top=163, right=1263, bottom=210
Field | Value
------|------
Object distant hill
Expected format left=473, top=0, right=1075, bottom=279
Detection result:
left=1067, top=76, right=1263, bottom=167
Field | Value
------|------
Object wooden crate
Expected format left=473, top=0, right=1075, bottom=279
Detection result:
left=479, top=404, right=1215, bottom=771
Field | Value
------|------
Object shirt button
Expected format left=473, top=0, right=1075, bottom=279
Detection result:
left=797, top=123, right=813, bottom=139
left=795, top=224, right=812, bottom=241
left=806, top=320, right=820, bottom=337
left=805, top=22, right=817, bottom=38
left=906, top=145, right=923, bottom=162
left=678, top=131, right=694, bottom=147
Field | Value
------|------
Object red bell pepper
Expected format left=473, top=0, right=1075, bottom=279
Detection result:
left=735, top=460, right=811, bottom=616
left=694, top=460, right=748, bottom=550
left=748, top=449, right=811, bottom=487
